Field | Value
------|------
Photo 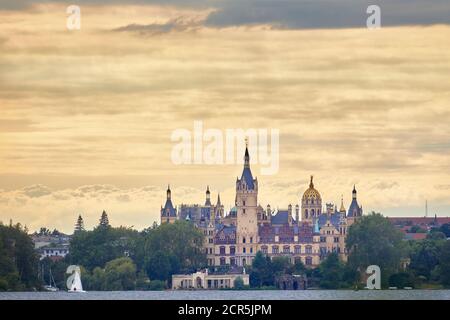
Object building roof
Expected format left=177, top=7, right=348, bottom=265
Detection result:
left=161, top=198, right=177, bottom=217
left=271, top=210, right=289, bottom=225
left=317, top=213, right=342, bottom=229
left=302, top=176, right=321, bottom=201
left=347, top=198, right=362, bottom=217
left=388, top=217, right=450, bottom=226
left=214, top=224, right=236, bottom=244
left=404, top=233, right=428, bottom=241
left=240, top=167, right=255, bottom=190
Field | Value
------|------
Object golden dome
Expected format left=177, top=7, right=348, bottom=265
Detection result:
left=302, top=176, right=321, bottom=201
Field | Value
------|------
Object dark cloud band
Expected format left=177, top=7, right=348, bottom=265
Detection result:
left=1, top=0, right=449, bottom=28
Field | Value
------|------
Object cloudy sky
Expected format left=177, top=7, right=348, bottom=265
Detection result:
left=0, top=1, right=449, bottom=233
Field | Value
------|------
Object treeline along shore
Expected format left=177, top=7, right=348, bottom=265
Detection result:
left=1, top=212, right=450, bottom=291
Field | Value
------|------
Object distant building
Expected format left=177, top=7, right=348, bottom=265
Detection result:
left=31, top=232, right=71, bottom=249
left=39, top=245, right=70, bottom=261
left=172, top=269, right=249, bottom=289
left=161, top=145, right=363, bottom=267
left=388, top=216, right=450, bottom=240
left=275, top=274, right=308, bottom=290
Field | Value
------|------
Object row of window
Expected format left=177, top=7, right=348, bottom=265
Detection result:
left=261, top=245, right=313, bottom=254
left=320, top=237, right=340, bottom=243
left=219, top=256, right=314, bottom=266
left=304, top=208, right=321, bottom=219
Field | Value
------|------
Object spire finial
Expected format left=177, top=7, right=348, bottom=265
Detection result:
left=244, top=138, right=250, bottom=168
left=167, top=184, right=171, bottom=199
left=309, top=175, right=314, bottom=188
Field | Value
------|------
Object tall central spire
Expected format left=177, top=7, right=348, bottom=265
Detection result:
left=167, top=184, right=171, bottom=200
left=244, top=138, right=250, bottom=169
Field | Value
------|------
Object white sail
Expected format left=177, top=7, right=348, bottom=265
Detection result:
left=70, top=271, right=83, bottom=292
left=66, top=265, right=86, bottom=293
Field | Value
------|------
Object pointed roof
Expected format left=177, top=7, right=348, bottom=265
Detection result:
left=205, top=185, right=211, bottom=206
left=240, top=145, right=255, bottom=189
left=340, top=195, right=346, bottom=213
left=348, top=185, right=362, bottom=217
left=162, top=186, right=176, bottom=217
left=217, top=193, right=221, bottom=206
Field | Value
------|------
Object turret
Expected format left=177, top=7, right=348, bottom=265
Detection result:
left=167, top=184, right=171, bottom=200
left=205, top=185, right=211, bottom=206
left=288, top=204, right=293, bottom=225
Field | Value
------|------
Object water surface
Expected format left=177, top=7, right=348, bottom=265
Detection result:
left=1, top=290, right=450, bottom=300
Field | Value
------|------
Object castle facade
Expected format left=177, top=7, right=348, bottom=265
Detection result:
left=161, top=146, right=362, bottom=267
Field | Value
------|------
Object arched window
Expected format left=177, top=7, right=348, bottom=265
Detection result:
left=311, top=209, right=315, bottom=217
left=220, top=246, right=226, bottom=255
left=305, top=209, right=308, bottom=219
left=306, top=257, right=312, bottom=265
left=220, top=257, right=226, bottom=265
left=243, top=237, right=246, bottom=243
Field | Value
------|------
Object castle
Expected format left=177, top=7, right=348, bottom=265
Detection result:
left=161, top=146, right=362, bottom=267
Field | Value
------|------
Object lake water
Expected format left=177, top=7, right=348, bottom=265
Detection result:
left=1, top=290, right=450, bottom=300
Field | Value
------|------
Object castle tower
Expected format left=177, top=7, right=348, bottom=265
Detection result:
left=347, top=185, right=363, bottom=226
left=205, top=185, right=211, bottom=206
left=301, top=176, right=322, bottom=224
left=288, top=204, right=293, bottom=226
left=215, top=193, right=224, bottom=219
left=236, top=143, right=258, bottom=266
left=295, top=204, right=300, bottom=224
left=161, top=184, right=177, bottom=224
left=339, top=195, right=346, bottom=215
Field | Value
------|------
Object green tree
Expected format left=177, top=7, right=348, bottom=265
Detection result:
left=317, top=253, right=346, bottom=289
left=388, top=272, right=415, bottom=288
left=409, top=225, right=426, bottom=233
left=104, top=257, right=137, bottom=290
left=68, top=226, right=141, bottom=271
left=271, top=256, right=290, bottom=275
left=249, top=252, right=273, bottom=287
left=346, top=212, right=405, bottom=288
left=98, top=210, right=110, bottom=228
left=409, top=239, right=443, bottom=280
left=233, top=276, right=245, bottom=290
left=0, top=223, right=40, bottom=290
left=439, top=223, right=450, bottom=238
left=144, top=221, right=206, bottom=282
left=438, top=241, right=450, bottom=287
left=90, top=267, right=106, bottom=290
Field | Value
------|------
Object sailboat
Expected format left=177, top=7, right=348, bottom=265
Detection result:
left=44, top=268, right=59, bottom=292
left=68, top=269, right=86, bottom=293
